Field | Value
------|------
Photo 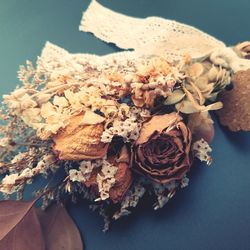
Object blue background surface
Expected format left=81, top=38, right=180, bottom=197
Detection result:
left=0, top=1, right=250, bottom=249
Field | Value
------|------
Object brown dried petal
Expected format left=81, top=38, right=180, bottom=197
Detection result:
left=217, top=69, right=250, bottom=131
left=143, top=90, right=157, bottom=108
left=188, top=112, right=214, bottom=143
left=53, top=114, right=108, bottom=160
left=84, top=162, right=132, bottom=203
left=131, top=95, right=145, bottom=108
left=136, top=113, right=182, bottom=144
left=109, top=162, right=132, bottom=203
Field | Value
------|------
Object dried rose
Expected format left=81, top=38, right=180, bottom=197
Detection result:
left=132, top=113, right=192, bottom=184
left=53, top=113, right=108, bottom=160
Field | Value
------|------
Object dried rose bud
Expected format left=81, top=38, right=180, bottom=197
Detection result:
left=132, top=113, right=192, bottom=184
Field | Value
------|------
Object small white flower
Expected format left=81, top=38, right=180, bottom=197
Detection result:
left=69, top=169, right=84, bottom=182
left=193, top=139, right=212, bottom=165
left=2, top=173, right=19, bottom=185
left=19, top=168, right=33, bottom=178
left=181, top=176, right=189, bottom=188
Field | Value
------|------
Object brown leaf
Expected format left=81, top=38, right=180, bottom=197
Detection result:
left=136, top=113, right=182, bottom=144
left=37, top=204, right=83, bottom=250
left=0, top=200, right=45, bottom=250
left=109, top=162, right=132, bottom=203
left=0, top=199, right=37, bottom=240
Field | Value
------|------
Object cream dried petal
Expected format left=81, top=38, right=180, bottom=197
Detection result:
left=20, top=94, right=37, bottom=109
left=40, top=102, right=57, bottom=118
left=82, top=110, right=105, bottom=125
left=53, top=96, right=69, bottom=108
left=164, top=89, right=185, bottom=105
left=35, top=94, right=52, bottom=105
left=175, top=99, right=199, bottom=114
left=21, top=108, right=42, bottom=127
left=187, top=63, right=204, bottom=78
left=207, top=65, right=219, bottom=82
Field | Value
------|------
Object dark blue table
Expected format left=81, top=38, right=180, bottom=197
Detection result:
left=0, top=1, right=250, bottom=249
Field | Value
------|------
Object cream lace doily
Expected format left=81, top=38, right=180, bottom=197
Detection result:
left=37, top=0, right=250, bottom=74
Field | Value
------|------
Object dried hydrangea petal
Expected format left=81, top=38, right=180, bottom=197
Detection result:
left=164, top=89, right=185, bottom=105
left=217, top=69, right=250, bottom=131
left=187, top=63, right=204, bottom=78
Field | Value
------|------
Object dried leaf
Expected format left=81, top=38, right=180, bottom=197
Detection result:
left=0, top=200, right=45, bottom=250
left=36, top=204, right=83, bottom=250
left=0, top=199, right=37, bottom=240
left=0, top=209, right=45, bottom=250
left=109, top=162, right=132, bottom=203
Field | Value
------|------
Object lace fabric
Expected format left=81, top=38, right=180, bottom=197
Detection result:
left=79, top=0, right=225, bottom=61
left=37, top=1, right=250, bottom=75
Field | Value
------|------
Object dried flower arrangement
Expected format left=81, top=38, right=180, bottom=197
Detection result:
left=0, top=1, right=250, bottom=241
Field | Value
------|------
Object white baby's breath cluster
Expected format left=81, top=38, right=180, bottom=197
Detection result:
left=96, top=160, right=118, bottom=201
left=101, top=116, right=141, bottom=143
left=113, top=182, right=146, bottom=220
left=69, top=159, right=103, bottom=182
left=192, top=139, right=213, bottom=165
left=101, top=104, right=150, bottom=143
left=0, top=153, right=57, bottom=194
left=152, top=176, right=189, bottom=210
left=69, top=159, right=118, bottom=201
